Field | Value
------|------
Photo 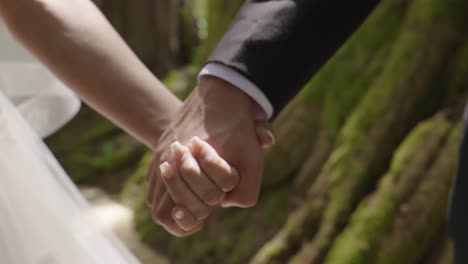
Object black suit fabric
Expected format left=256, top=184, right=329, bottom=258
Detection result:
left=449, top=109, right=468, bottom=264
left=206, top=0, right=380, bottom=113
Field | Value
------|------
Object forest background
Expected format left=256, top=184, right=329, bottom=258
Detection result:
left=46, top=0, right=468, bottom=263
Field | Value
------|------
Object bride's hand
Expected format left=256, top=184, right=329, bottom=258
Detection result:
left=160, top=122, right=274, bottom=232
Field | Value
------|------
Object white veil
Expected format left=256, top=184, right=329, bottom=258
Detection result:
left=0, top=23, right=81, bottom=138
left=0, top=23, right=141, bottom=264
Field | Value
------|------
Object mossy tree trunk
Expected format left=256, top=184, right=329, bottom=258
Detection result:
left=131, top=0, right=465, bottom=263
left=123, top=0, right=467, bottom=262
left=252, top=0, right=468, bottom=263
left=48, top=0, right=468, bottom=263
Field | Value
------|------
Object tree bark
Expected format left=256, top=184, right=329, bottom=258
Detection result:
left=323, top=114, right=459, bottom=264
left=253, top=0, right=465, bottom=262
left=268, top=0, right=410, bottom=189
left=98, top=0, right=182, bottom=75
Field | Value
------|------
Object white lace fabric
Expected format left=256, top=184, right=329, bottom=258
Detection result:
left=0, top=23, right=140, bottom=264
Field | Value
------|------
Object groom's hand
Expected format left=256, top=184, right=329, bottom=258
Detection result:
left=146, top=76, right=265, bottom=235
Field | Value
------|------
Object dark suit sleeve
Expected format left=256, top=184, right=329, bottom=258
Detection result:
left=448, top=107, right=468, bottom=248
left=206, top=0, right=380, bottom=113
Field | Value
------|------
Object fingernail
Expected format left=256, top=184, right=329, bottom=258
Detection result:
left=262, top=130, right=276, bottom=149
left=191, top=136, right=204, bottom=147
left=174, top=210, right=185, bottom=220
left=190, top=136, right=204, bottom=153
left=159, top=162, right=173, bottom=178
left=170, top=141, right=185, bottom=159
left=220, top=202, right=238, bottom=208
left=262, top=143, right=272, bottom=149
left=266, top=130, right=275, bottom=145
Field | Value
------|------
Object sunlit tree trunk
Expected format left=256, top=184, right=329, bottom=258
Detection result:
left=97, top=0, right=181, bottom=75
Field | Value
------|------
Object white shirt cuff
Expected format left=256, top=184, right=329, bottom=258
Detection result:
left=198, top=63, right=274, bottom=119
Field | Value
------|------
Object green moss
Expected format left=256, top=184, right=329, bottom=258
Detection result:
left=90, top=136, right=139, bottom=169
left=299, top=0, right=408, bottom=132
left=134, top=186, right=173, bottom=245
left=165, top=189, right=293, bottom=264
left=342, top=0, right=459, bottom=147
left=262, top=188, right=291, bottom=222
left=46, top=106, right=146, bottom=183
left=252, top=206, right=312, bottom=264
left=375, top=124, right=461, bottom=263
left=324, top=115, right=451, bottom=264
left=79, top=121, right=119, bottom=145
left=262, top=0, right=409, bottom=188
left=341, top=30, right=423, bottom=146
left=166, top=1, right=244, bottom=100
left=193, top=0, right=208, bottom=40
left=162, top=67, right=185, bottom=88
left=179, top=3, right=200, bottom=63
left=324, top=196, right=398, bottom=264
left=287, top=0, right=461, bottom=260
left=193, top=0, right=244, bottom=66
left=65, top=133, right=144, bottom=182
left=411, top=0, right=467, bottom=30
left=341, top=0, right=463, bottom=148
left=120, top=151, right=152, bottom=200
left=46, top=108, right=119, bottom=154
left=444, top=39, right=468, bottom=106
left=390, top=117, right=438, bottom=170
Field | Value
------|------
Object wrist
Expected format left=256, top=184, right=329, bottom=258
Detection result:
left=145, top=95, right=183, bottom=150
left=198, top=76, right=253, bottom=116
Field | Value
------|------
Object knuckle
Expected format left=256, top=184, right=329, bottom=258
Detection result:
left=145, top=197, right=153, bottom=208
left=145, top=156, right=157, bottom=178
left=242, top=200, right=258, bottom=208
left=200, top=188, right=224, bottom=205
left=194, top=206, right=212, bottom=221
left=151, top=209, right=161, bottom=225
left=219, top=176, right=238, bottom=192
left=201, top=156, right=219, bottom=171
left=144, top=171, right=152, bottom=184
left=180, top=162, right=199, bottom=178
left=172, top=231, right=189, bottom=238
left=146, top=191, right=155, bottom=208
left=237, top=196, right=259, bottom=208
left=152, top=208, right=169, bottom=225
left=162, top=170, right=176, bottom=183
left=159, top=151, right=170, bottom=163
left=179, top=221, right=199, bottom=232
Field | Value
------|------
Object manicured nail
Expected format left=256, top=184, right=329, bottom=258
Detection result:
left=191, top=136, right=204, bottom=147
left=190, top=136, right=204, bottom=154
left=262, top=130, right=276, bottom=149
left=159, top=162, right=173, bottom=179
left=266, top=130, right=275, bottom=145
left=174, top=210, right=185, bottom=220
left=220, top=202, right=238, bottom=208
left=170, top=141, right=185, bottom=159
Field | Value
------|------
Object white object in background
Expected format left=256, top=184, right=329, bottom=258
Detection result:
left=0, top=22, right=81, bottom=138
left=0, top=23, right=141, bottom=264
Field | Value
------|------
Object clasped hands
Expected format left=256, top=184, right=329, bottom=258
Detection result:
left=145, top=76, right=273, bottom=236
